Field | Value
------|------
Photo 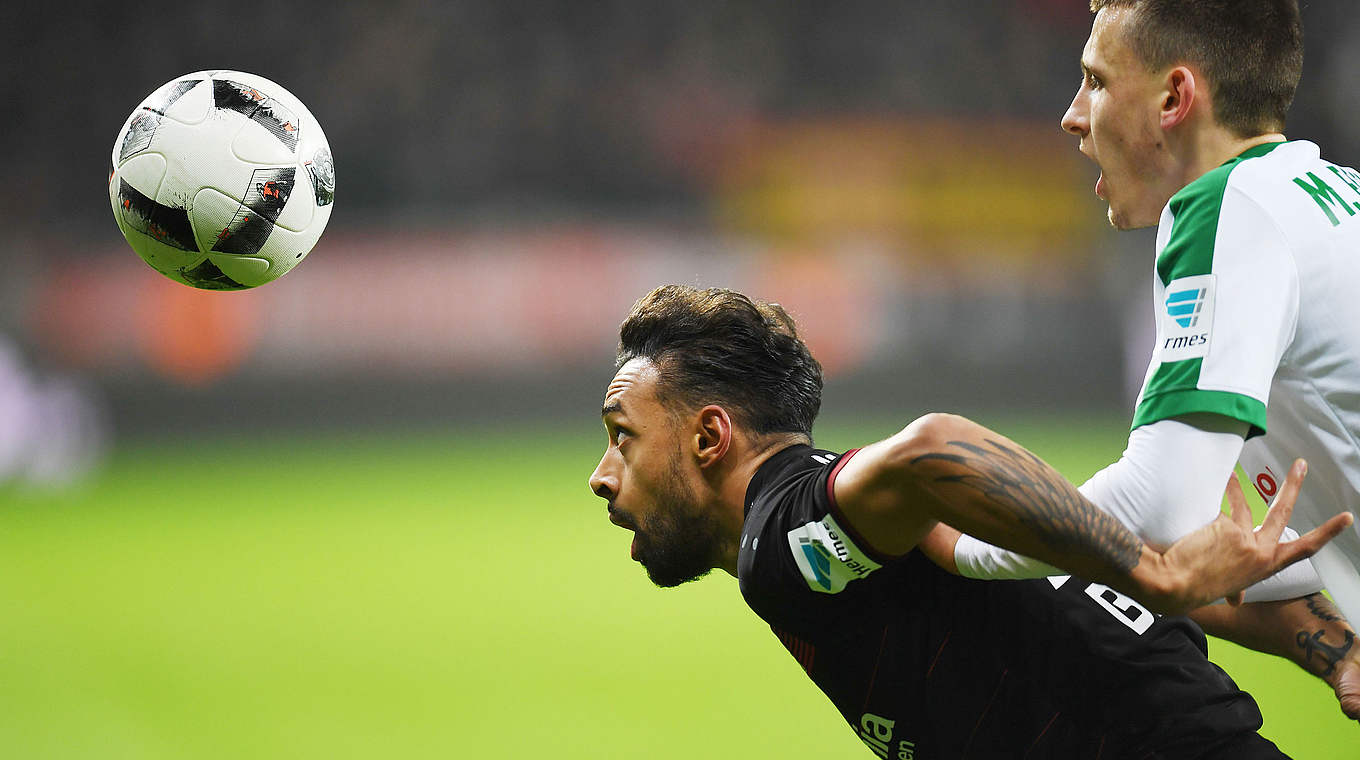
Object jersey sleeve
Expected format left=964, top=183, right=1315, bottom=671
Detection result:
left=1133, top=178, right=1299, bottom=436
left=740, top=451, right=904, bottom=621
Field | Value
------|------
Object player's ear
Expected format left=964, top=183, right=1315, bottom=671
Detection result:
left=693, top=405, right=733, bottom=468
left=1159, top=65, right=1196, bottom=130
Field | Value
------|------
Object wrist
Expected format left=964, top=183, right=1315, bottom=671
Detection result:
left=1128, top=548, right=1186, bottom=614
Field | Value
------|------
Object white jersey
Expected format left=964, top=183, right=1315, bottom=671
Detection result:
left=1138, top=139, right=1360, bottom=621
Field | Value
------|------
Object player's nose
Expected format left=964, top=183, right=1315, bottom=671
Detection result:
left=589, top=459, right=617, bottom=501
left=1061, top=91, right=1089, bottom=137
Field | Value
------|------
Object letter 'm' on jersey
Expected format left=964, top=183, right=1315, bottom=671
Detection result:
left=787, top=514, right=883, bottom=594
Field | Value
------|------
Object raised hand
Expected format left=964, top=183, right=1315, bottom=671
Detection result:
left=1156, top=460, right=1353, bottom=613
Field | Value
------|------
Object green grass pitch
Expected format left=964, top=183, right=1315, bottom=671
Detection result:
left=0, top=416, right=1353, bottom=758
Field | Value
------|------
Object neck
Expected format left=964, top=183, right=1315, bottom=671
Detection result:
left=712, top=433, right=811, bottom=577
left=1174, top=127, right=1286, bottom=191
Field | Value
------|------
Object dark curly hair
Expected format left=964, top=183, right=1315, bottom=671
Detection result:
left=617, top=285, right=823, bottom=437
left=1090, top=0, right=1302, bottom=136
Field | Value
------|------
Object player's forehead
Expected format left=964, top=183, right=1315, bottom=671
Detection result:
left=1084, top=6, right=1137, bottom=75
left=602, top=358, right=663, bottom=419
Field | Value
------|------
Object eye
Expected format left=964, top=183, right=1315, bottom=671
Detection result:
left=610, top=425, right=632, bottom=446
left=1085, top=72, right=1103, bottom=90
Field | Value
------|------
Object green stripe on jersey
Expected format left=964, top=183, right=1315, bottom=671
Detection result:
left=1154, top=141, right=1283, bottom=285
left=1133, top=380, right=1268, bottom=435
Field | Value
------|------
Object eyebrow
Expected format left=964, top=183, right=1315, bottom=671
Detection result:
left=601, top=399, right=623, bottom=418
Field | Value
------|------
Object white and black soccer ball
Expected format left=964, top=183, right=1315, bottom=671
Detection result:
left=108, top=70, right=334, bottom=290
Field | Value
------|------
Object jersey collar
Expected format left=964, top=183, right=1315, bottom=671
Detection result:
left=1229, top=140, right=1286, bottom=164
left=743, top=443, right=815, bottom=517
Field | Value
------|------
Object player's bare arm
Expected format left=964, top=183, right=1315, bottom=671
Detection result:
left=1186, top=473, right=1360, bottom=722
left=1192, top=593, right=1360, bottom=722
left=832, top=412, right=1353, bottom=615
left=942, top=415, right=1285, bottom=584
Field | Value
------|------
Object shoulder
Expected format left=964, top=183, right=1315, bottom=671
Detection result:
left=738, top=447, right=894, bottom=625
left=1156, top=180, right=1224, bottom=284
left=740, top=446, right=841, bottom=545
left=739, top=446, right=847, bottom=588
left=1158, top=142, right=1304, bottom=284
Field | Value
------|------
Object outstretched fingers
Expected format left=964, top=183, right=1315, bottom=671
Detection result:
left=1235, top=458, right=1351, bottom=584
left=1273, top=511, right=1356, bottom=573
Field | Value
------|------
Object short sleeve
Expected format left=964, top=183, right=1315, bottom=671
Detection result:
left=739, top=449, right=898, bottom=625
left=1133, top=175, right=1298, bottom=436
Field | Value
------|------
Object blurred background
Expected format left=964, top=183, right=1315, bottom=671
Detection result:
left=2, top=1, right=1359, bottom=757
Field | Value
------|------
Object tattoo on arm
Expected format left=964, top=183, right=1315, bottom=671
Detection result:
left=1296, top=592, right=1355, bottom=676
left=1305, top=592, right=1343, bottom=623
left=1297, top=629, right=1355, bottom=676
left=912, top=438, right=1143, bottom=573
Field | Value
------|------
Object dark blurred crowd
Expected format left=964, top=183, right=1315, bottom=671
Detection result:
left=5, top=0, right=1354, bottom=247
left=3, top=0, right=1358, bottom=454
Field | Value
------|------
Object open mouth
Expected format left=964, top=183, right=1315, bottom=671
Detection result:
left=608, top=507, right=643, bottom=562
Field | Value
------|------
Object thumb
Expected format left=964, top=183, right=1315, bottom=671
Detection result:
left=1336, top=662, right=1360, bottom=721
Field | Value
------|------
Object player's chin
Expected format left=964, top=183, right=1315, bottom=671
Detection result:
left=640, top=547, right=715, bottom=588
left=1106, top=203, right=1159, bottom=231
left=1104, top=192, right=1163, bottom=230
left=644, top=564, right=713, bottom=588
left=630, top=530, right=655, bottom=567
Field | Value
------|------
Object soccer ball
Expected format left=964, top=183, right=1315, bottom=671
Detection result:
left=108, top=70, right=334, bottom=290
